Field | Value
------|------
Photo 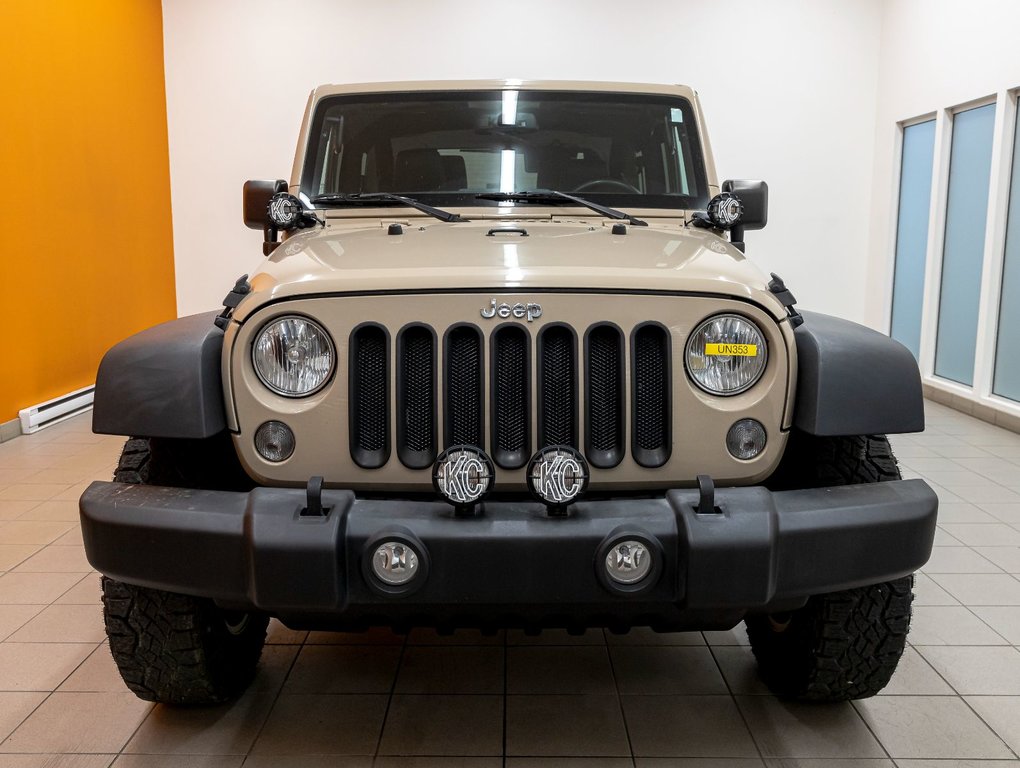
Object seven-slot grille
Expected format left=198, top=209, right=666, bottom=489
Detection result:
left=349, top=322, right=671, bottom=471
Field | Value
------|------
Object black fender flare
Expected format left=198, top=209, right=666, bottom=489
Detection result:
left=793, top=311, right=924, bottom=436
left=92, top=312, right=227, bottom=439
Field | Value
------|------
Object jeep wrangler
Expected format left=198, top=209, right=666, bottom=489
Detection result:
left=80, top=80, right=937, bottom=705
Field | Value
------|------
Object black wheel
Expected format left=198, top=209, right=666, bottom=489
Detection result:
left=746, top=432, right=914, bottom=701
left=104, top=435, right=267, bottom=705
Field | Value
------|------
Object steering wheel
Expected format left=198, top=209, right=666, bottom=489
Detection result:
left=572, top=178, right=642, bottom=194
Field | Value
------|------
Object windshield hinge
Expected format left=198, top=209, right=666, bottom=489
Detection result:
left=213, top=274, right=251, bottom=330
left=767, top=273, right=804, bottom=328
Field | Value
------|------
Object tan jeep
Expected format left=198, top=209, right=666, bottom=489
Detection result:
left=80, top=80, right=937, bottom=705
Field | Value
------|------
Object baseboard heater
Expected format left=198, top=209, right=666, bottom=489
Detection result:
left=18, top=384, right=95, bottom=434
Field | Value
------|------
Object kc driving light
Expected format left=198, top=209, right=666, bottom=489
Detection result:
left=705, top=192, right=744, bottom=229
left=433, top=446, right=495, bottom=512
left=253, top=316, right=335, bottom=397
left=527, top=446, right=589, bottom=512
left=685, top=314, right=767, bottom=395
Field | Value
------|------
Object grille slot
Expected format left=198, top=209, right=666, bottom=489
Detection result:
left=396, top=325, right=436, bottom=468
left=585, top=324, right=625, bottom=468
left=491, top=325, right=530, bottom=469
left=538, top=325, right=577, bottom=448
left=444, top=325, right=484, bottom=447
left=349, top=324, right=389, bottom=468
left=632, top=323, right=671, bottom=467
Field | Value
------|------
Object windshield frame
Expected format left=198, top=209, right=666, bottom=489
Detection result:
left=298, top=88, right=711, bottom=212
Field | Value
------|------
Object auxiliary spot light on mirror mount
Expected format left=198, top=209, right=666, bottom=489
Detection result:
left=691, top=192, right=744, bottom=230
left=267, top=192, right=320, bottom=231
left=432, top=445, right=495, bottom=516
left=526, top=445, right=590, bottom=516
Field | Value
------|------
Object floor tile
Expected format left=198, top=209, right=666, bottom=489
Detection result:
left=912, top=573, right=961, bottom=605
left=933, top=503, right=1000, bottom=523
left=304, top=627, right=405, bottom=645
left=396, top=646, right=503, bottom=694
left=710, top=645, right=770, bottom=694
left=14, top=501, right=81, bottom=522
left=507, top=646, right=615, bottom=694
left=0, top=547, right=39, bottom=572
left=250, top=694, right=387, bottom=755
left=0, top=692, right=46, bottom=741
left=703, top=627, right=750, bottom=646
left=973, top=546, right=1020, bottom=573
left=265, top=619, right=307, bottom=645
left=922, top=547, right=1002, bottom=574
left=124, top=686, right=279, bottom=756
left=506, top=694, right=629, bottom=756
left=0, top=485, right=69, bottom=503
left=963, top=695, right=1020, bottom=755
left=853, top=695, right=1013, bottom=758
left=735, top=696, right=884, bottom=758
left=7, top=604, right=105, bottom=643
left=0, top=605, right=45, bottom=641
left=609, top=646, right=728, bottom=695
left=622, top=695, right=758, bottom=757
left=58, top=644, right=123, bottom=692
left=379, top=694, right=503, bottom=756
left=0, top=691, right=152, bottom=753
left=916, top=645, right=1020, bottom=694
left=876, top=647, right=953, bottom=695
left=0, top=521, right=73, bottom=546
left=971, top=605, right=1020, bottom=643
left=0, top=755, right=115, bottom=767
left=282, top=645, right=400, bottom=694
left=112, top=756, right=244, bottom=768
left=241, top=757, right=372, bottom=768
left=635, top=759, right=767, bottom=768
left=929, top=573, right=1020, bottom=605
left=409, top=628, right=504, bottom=645
left=907, top=605, right=1008, bottom=645
left=0, top=573, right=84, bottom=604
left=53, top=574, right=101, bottom=605
left=376, top=759, right=501, bottom=768
left=941, top=524, right=1020, bottom=547
left=13, top=545, right=92, bottom=573
left=0, top=642, right=95, bottom=691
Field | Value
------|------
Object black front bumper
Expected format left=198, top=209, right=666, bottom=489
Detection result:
left=79, top=479, right=937, bottom=631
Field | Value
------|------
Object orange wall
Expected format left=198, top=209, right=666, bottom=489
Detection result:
left=0, top=0, right=177, bottom=423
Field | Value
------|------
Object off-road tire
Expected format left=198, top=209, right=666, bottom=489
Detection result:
left=104, top=436, right=267, bottom=705
left=746, top=432, right=914, bottom=701
left=102, top=577, right=268, bottom=704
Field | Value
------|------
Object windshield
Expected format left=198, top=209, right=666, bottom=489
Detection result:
left=301, top=89, right=709, bottom=210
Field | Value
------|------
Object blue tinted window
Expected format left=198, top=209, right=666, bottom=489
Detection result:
left=993, top=107, right=1020, bottom=401
left=935, top=103, right=996, bottom=385
left=891, top=120, right=936, bottom=360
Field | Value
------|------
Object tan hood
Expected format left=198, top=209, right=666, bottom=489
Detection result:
left=234, top=217, right=786, bottom=322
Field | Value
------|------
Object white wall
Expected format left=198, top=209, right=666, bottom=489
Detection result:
left=864, top=0, right=1020, bottom=417
left=162, top=0, right=884, bottom=318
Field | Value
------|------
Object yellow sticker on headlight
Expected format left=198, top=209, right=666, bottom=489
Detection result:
left=705, top=343, right=758, bottom=357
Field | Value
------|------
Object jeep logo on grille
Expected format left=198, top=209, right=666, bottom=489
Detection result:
left=480, top=299, right=543, bottom=322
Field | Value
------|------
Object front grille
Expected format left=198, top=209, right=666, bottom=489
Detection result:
left=491, top=325, right=530, bottom=468
left=586, top=324, right=625, bottom=468
left=632, top=323, right=671, bottom=467
left=349, top=324, right=389, bottom=468
left=396, top=325, right=436, bottom=468
left=348, top=319, right=672, bottom=474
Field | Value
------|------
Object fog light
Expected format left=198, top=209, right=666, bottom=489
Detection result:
left=605, top=540, right=652, bottom=585
left=433, top=446, right=495, bottom=511
left=526, top=446, right=589, bottom=512
left=254, top=421, right=295, bottom=462
left=371, top=541, right=420, bottom=586
left=726, top=419, right=767, bottom=460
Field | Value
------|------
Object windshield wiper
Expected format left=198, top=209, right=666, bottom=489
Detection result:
left=476, top=191, right=647, bottom=226
left=310, top=192, right=467, bottom=223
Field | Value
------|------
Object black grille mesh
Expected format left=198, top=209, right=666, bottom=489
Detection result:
left=539, top=326, right=576, bottom=446
left=634, top=325, right=669, bottom=454
left=445, top=326, right=482, bottom=446
left=351, top=325, right=387, bottom=456
left=399, top=326, right=435, bottom=456
left=493, top=326, right=528, bottom=457
left=587, top=325, right=623, bottom=456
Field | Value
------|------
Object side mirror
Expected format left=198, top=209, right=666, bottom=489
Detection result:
left=720, top=179, right=767, bottom=253
left=243, top=179, right=288, bottom=229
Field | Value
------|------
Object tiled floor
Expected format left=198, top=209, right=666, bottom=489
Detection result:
left=0, top=402, right=1019, bottom=766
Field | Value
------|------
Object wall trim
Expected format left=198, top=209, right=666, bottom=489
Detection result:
left=0, top=417, right=21, bottom=443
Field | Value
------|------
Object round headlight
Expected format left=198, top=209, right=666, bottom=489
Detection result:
left=253, top=316, right=335, bottom=397
left=685, top=314, right=767, bottom=395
